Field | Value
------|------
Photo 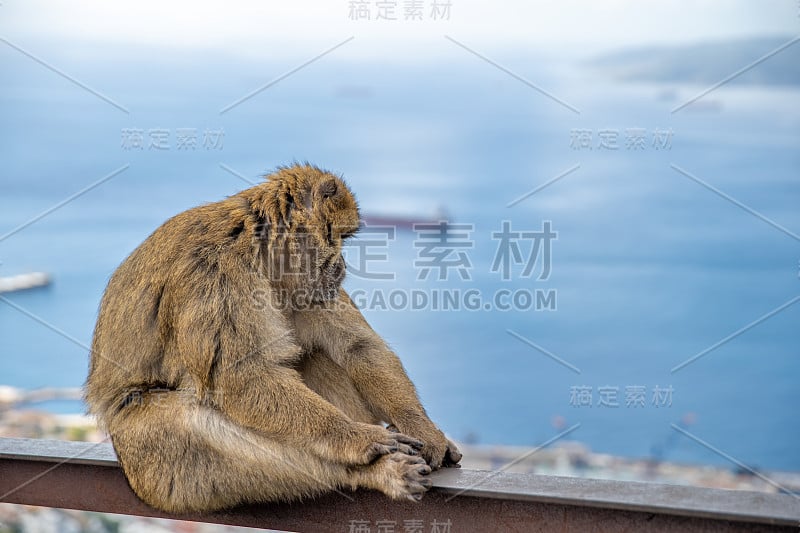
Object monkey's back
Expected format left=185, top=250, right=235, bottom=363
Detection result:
left=84, top=195, right=259, bottom=426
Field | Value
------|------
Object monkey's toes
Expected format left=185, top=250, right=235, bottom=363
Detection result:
left=366, top=451, right=432, bottom=502
left=404, top=464, right=433, bottom=502
left=390, top=454, right=432, bottom=502
left=444, top=442, right=463, bottom=467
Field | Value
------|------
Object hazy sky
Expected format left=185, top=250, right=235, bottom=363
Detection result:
left=2, top=0, right=797, bottom=61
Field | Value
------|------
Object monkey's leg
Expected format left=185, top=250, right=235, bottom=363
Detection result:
left=172, top=292, right=422, bottom=468
left=215, top=357, right=425, bottom=468
left=109, top=393, right=431, bottom=513
left=297, top=349, right=379, bottom=424
left=295, top=353, right=438, bottom=500
left=292, top=293, right=463, bottom=469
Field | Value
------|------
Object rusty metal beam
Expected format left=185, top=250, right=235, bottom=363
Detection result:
left=1, top=438, right=797, bottom=532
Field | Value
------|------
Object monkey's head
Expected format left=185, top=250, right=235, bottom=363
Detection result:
left=245, top=163, right=360, bottom=306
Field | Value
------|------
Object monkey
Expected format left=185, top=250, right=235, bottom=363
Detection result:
left=84, top=163, right=461, bottom=513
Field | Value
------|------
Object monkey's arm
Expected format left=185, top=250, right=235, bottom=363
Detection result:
left=214, top=355, right=424, bottom=465
left=293, top=291, right=462, bottom=469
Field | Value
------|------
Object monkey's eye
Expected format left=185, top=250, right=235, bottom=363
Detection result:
left=340, top=230, right=356, bottom=240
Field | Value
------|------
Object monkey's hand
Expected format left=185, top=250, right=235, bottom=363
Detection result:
left=388, top=423, right=462, bottom=470
left=352, top=424, right=425, bottom=465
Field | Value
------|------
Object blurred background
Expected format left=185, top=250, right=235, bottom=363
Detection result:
left=1, top=1, right=798, bottom=520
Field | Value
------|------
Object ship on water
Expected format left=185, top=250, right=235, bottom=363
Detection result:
left=0, top=272, right=52, bottom=294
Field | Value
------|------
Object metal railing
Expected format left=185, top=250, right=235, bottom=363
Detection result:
left=1, top=437, right=797, bottom=532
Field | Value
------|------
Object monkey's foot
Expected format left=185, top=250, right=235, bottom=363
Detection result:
left=443, top=439, right=463, bottom=468
left=368, top=452, right=432, bottom=502
left=387, top=423, right=460, bottom=468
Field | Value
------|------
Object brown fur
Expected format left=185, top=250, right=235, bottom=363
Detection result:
left=84, top=163, right=461, bottom=513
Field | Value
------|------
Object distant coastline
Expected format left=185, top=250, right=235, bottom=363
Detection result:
left=2, top=386, right=797, bottom=496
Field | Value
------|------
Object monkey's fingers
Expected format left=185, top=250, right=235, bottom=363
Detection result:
left=367, top=433, right=424, bottom=462
left=386, top=435, right=423, bottom=457
left=392, top=433, right=425, bottom=451
left=392, top=442, right=420, bottom=457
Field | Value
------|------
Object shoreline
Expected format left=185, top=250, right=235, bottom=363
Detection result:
left=2, top=403, right=798, bottom=496
left=2, top=394, right=798, bottom=532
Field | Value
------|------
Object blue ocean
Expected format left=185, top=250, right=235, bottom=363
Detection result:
left=1, top=36, right=798, bottom=473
